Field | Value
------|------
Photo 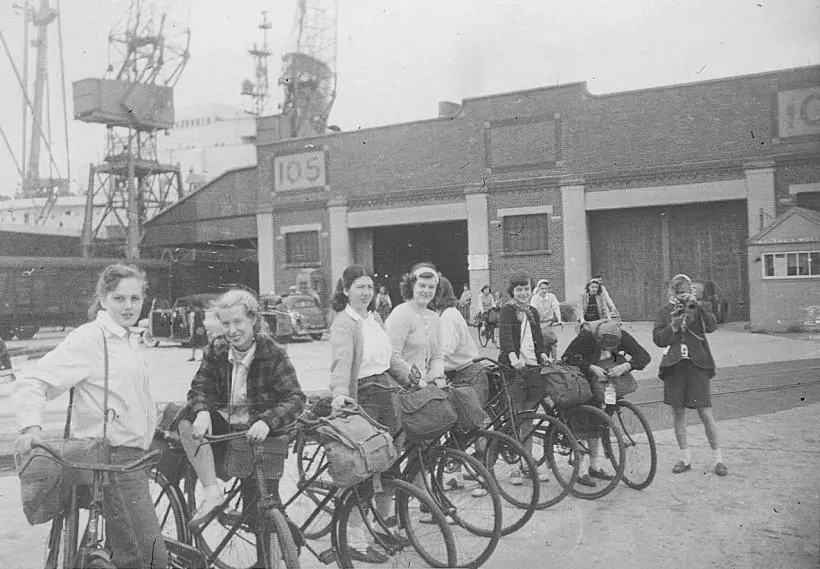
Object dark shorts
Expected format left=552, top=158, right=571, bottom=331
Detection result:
left=662, top=360, right=713, bottom=409
left=357, top=372, right=400, bottom=435
left=507, top=366, right=546, bottom=409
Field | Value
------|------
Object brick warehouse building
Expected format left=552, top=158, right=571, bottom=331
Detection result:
left=144, top=64, right=820, bottom=322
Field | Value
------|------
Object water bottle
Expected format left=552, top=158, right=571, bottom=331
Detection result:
left=604, top=382, right=616, bottom=405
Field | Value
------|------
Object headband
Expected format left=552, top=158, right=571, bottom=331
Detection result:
left=413, top=266, right=439, bottom=282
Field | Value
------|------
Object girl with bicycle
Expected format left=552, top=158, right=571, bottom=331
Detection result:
left=562, top=319, right=651, bottom=487
left=13, top=263, right=168, bottom=569
left=175, top=289, right=306, bottom=529
left=498, top=272, right=552, bottom=485
left=530, top=279, right=563, bottom=359
left=329, top=265, right=411, bottom=564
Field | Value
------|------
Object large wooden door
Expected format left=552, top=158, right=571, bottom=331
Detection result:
left=589, top=207, right=665, bottom=321
left=668, top=201, right=748, bottom=320
left=589, top=201, right=749, bottom=322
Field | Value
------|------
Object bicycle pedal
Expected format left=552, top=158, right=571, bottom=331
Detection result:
left=317, top=548, right=337, bottom=564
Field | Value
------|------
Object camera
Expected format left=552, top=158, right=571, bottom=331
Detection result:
left=673, top=297, right=699, bottom=316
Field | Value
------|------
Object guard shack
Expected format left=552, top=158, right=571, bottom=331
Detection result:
left=746, top=207, right=820, bottom=332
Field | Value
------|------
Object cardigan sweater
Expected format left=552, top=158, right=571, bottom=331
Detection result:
left=498, top=301, right=548, bottom=367
left=385, top=302, right=444, bottom=380
left=329, top=308, right=409, bottom=399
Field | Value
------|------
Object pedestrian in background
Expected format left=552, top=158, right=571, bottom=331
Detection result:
left=530, top=278, right=562, bottom=359
left=654, top=273, right=726, bottom=477
left=579, top=278, right=612, bottom=327
left=187, top=305, right=209, bottom=361
left=12, top=263, right=168, bottom=569
left=375, top=285, right=393, bottom=323
left=459, top=284, right=472, bottom=323
left=593, top=274, right=620, bottom=321
left=385, top=262, right=444, bottom=383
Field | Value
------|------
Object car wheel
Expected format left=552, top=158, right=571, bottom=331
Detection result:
left=310, top=333, right=323, bottom=341
left=143, top=330, right=160, bottom=348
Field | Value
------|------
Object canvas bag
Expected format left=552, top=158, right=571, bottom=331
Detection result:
left=539, top=362, right=593, bottom=408
left=445, top=384, right=488, bottom=431
left=395, top=384, right=458, bottom=441
left=16, top=327, right=113, bottom=525
left=315, top=407, right=397, bottom=488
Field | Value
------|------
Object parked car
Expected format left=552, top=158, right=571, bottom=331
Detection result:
left=140, top=293, right=221, bottom=347
left=260, top=293, right=328, bottom=341
left=691, top=279, right=728, bottom=324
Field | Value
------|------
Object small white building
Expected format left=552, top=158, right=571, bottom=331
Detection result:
left=156, top=103, right=258, bottom=194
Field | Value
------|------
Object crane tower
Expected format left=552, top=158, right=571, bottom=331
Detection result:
left=76, top=0, right=190, bottom=259
left=279, top=0, right=338, bottom=138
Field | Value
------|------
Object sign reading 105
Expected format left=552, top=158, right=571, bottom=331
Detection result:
left=273, top=150, right=326, bottom=192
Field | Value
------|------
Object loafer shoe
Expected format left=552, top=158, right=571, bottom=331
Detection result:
left=470, top=486, right=489, bottom=497
left=714, top=462, right=728, bottom=477
left=672, top=461, right=692, bottom=474
left=588, top=468, right=614, bottom=481
left=349, top=545, right=389, bottom=564
left=576, top=474, right=596, bottom=488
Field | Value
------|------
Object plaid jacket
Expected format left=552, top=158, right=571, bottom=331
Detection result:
left=186, top=334, right=306, bottom=432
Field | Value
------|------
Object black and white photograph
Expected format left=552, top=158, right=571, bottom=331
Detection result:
left=1, top=1, right=819, bottom=567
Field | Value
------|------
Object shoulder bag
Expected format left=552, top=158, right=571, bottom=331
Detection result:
left=16, top=327, right=113, bottom=525
left=396, top=384, right=457, bottom=441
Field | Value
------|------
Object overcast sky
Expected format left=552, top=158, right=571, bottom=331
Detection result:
left=1, top=0, right=819, bottom=198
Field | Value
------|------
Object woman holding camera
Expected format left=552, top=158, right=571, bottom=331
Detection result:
left=653, top=273, right=726, bottom=477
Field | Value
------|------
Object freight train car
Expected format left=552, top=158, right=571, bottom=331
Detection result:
left=0, top=256, right=258, bottom=340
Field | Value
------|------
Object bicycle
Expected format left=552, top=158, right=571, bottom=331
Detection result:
left=476, top=308, right=499, bottom=348
left=154, top=416, right=458, bottom=569
left=474, top=356, right=581, bottom=509
left=18, top=441, right=163, bottom=569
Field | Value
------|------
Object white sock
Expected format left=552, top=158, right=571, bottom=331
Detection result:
left=713, top=449, right=723, bottom=465
left=203, top=483, right=222, bottom=500
left=347, top=526, right=368, bottom=551
left=681, top=448, right=691, bottom=465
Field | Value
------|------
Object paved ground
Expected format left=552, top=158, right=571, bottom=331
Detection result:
left=0, top=322, right=818, bottom=568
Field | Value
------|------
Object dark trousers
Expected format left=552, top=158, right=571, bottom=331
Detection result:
left=104, top=447, right=168, bottom=569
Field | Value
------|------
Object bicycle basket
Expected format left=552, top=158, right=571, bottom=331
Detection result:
left=223, top=435, right=289, bottom=480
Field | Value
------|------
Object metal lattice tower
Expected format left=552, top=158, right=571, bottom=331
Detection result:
left=79, top=0, right=190, bottom=259
left=279, top=0, right=338, bottom=138
left=241, top=12, right=273, bottom=116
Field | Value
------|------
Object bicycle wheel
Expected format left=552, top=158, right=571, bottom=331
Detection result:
left=468, top=429, right=539, bottom=536
left=489, top=325, right=499, bottom=347
left=406, top=447, right=502, bottom=569
left=262, top=508, right=300, bottom=569
left=610, top=400, right=657, bottom=490
left=148, top=469, right=192, bottom=544
left=502, top=411, right=580, bottom=509
left=288, top=432, right=335, bottom=539
left=477, top=322, right=489, bottom=347
left=334, top=477, right=457, bottom=568
left=564, top=404, right=626, bottom=500
left=187, top=477, right=259, bottom=569
left=44, top=488, right=84, bottom=569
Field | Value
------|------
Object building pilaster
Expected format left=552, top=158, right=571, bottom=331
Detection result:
left=327, top=197, right=351, bottom=290
left=560, top=177, right=588, bottom=309
left=744, top=160, right=776, bottom=236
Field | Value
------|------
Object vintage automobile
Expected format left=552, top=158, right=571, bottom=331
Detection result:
left=141, top=293, right=221, bottom=347
left=260, top=293, right=328, bottom=341
left=691, top=279, right=728, bottom=324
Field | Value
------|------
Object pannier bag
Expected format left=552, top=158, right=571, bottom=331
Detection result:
left=16, top=438, right=109, bottom=526
left=396, top=384, right=458, bottom=441
left=539, top=362, right=593, bottom=408
left=445, top=385, right=488, bottom=431
left=315, top=407, right=398, bottom=488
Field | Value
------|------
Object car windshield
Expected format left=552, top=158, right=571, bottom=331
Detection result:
left=285, top=296, right=317, bottom=309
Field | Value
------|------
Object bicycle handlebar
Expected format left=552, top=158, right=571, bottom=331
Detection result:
left=19, top=442, right=161, bottom=476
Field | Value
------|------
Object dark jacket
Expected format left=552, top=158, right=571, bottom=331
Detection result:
left=562, top=328, right=651, bottom=376
left=498, top=301, right=547, bottom=366
left=653, top=301, right=717, bottom=378
left=187, top=334, right=306, bottom=432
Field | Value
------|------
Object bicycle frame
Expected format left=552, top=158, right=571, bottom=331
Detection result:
left=19, top=442, right=160, bottom=569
